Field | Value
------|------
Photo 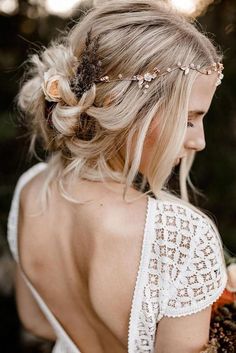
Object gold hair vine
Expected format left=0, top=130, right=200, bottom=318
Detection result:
left=98, top=61, right=224, bottom=93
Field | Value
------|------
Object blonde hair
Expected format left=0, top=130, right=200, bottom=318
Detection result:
left=18, top=0, right=222, bottom=209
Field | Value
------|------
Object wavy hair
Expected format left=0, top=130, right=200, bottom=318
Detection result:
left=18, top=0, right=222, bottom=209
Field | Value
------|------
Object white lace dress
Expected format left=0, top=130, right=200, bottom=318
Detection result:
left=7, top=163, right=228, bottom=353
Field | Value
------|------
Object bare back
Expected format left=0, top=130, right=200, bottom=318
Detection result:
left=18, top=170, right=148, bottom=353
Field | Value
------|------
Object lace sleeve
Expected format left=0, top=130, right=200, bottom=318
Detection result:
left=158, top=202, right=228, bottom=318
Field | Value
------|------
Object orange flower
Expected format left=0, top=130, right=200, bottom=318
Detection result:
left=226, top=263, right=236, bottom=292
left=211, top=263, right=236, bottom=317
left=211, top=288, right=236, bottom=316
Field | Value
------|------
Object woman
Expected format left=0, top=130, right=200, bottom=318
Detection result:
left=7, top=0, right=227, bottom=352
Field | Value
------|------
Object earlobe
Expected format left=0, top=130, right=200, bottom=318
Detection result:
left=103, top=94, right=113, bottom=107
left=146, top=118, right=159, bottom=145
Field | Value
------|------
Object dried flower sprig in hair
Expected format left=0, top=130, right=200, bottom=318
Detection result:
left=70, top=29, right=102, bottom=99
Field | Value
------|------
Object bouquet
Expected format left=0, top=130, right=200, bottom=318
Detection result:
left=201, top=252, right=236, bottom=353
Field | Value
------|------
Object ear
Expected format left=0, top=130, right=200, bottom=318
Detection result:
left=145, top=115, right=160, bottom=144
left=103, top=94, right=114, bottom=107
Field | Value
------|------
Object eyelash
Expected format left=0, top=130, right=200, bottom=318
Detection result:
left=187, top=121, right=194, bottom=128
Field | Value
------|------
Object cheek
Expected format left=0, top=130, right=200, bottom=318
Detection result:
left=145, top=119, right=159, bottom=147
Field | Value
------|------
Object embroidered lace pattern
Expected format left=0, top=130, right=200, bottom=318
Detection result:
left=128, top=199, right=228, bottom=353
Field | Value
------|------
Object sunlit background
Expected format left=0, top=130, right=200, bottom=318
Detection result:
left=46, top=0, right=82, bottom=16
left=171, top=0, right=197, bottom=13
left=0, top=0, right=84, bottom=16
left=0, top=0, right=215, bottom=17
left=0, top=0, right=18, bottom=15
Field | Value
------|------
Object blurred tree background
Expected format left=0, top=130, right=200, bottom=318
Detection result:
left=0, top=0, right=235, bottom=352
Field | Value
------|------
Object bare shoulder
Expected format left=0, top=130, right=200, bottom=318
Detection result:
left=19, top=168, right=149, bottom=259
left=19, top=167, right=48, bottom=212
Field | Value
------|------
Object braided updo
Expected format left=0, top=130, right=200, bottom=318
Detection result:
left=19, top=35, right=100, bottom=152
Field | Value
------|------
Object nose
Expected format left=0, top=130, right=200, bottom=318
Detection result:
left=185, top=124, right=206, bottom=152
left=185, top=138, right=206, bottom=152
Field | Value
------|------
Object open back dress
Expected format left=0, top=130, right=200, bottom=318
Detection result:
left=7, top=162, right=228, bottom=353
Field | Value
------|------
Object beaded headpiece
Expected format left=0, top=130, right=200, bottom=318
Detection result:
left=98, top=61, right=224, bottom=93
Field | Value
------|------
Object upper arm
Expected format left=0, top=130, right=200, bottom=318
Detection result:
left=15, top=263, right=56, bottom=341
left=155, top=306, right=211, bottom=353
left=13, top=172, right=56, bottom=341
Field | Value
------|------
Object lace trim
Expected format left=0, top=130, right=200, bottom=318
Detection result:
left=127, top=196, right=156, bottom=353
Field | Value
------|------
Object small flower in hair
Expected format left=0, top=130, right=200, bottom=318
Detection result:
left=41, top=68, right=61, bottom=102
left=180, top=66, right=190, bottom=75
